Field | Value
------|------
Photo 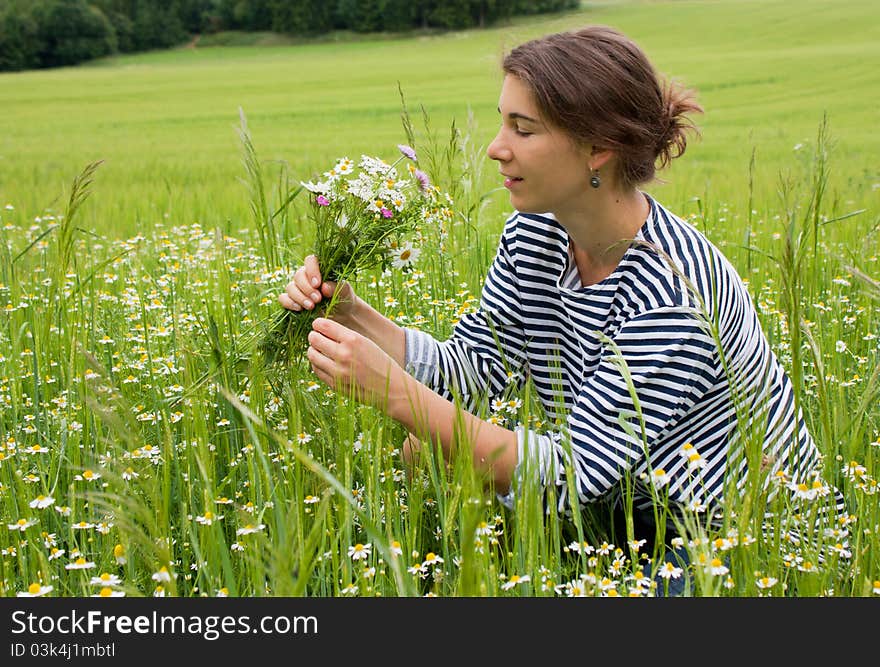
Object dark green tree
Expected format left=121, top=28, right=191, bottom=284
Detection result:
left=129, top=0, right=187, bottom=50
left=0, top=1, right=42, bottom=70
left=224, top=0, right=271, bottom=30
left=334, top=0, right=379, bottom=33
left=33, top=0, right=117, bottom=69
left=426, top=0, right=472, bottom=30
left=269, top=0, right=332, bottom=35
left=0, top=0, right=584, bottom=71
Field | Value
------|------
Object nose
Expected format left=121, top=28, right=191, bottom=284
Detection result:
left=486, top=127, right=511, bottom=163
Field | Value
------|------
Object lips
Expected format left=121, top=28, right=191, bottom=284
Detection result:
left=502, top=175, right=523, bottom=189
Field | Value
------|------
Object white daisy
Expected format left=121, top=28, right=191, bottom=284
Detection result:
left=422, top=552, right=443, bottom=567
left=651, top=468, right=671, bottom=488
left=348, top=543, right=372, bottom=561
left=657, top=561, right=683, bottom=580
left=65, top=557, right=96, bottom=570
left=235, top=523, right=265, bottom=536
left=8, top=518, right=36, bottom=531
left=17, top=583, right=53, bottom=597
left=91, top=586, right=125, bottom=598
left=90, top=573, right=122, bottom=587
left=390, top=243, right=420, bottom=270
left=706, top=558, right=729, bottom=576
left=29, top=494, right=55, bottom=509
left=500, top=574, right=531, bottom=591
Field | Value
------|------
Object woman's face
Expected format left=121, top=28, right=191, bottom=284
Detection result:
left=486, top=74, right=594, bottom=217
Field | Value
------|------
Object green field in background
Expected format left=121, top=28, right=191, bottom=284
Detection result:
left=2, top=0, right=878, bottom=237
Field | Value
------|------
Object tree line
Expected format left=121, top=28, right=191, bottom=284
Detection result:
left=0, top=0, right=580, bottom=71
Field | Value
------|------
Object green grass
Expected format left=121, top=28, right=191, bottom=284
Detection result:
left=0, top=0, right=878, bottom=598
left=2, top=0, right=878, bottom=234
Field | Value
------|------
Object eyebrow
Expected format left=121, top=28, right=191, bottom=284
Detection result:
left=497, top=107, right=540, bottom=123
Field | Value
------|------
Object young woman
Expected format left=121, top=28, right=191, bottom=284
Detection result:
left=279, top=25, right=845, bottom=594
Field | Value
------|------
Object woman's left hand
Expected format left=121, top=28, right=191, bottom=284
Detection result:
left=307, top=317, right=406, bottom=410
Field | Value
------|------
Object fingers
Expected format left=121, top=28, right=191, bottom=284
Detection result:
left=312, top=316, right=352, bottom=342
left=303, top=254, right=322, bottom=289
left=306, top=320, right=350, bottom=383
left=278, top=255, right=359, bottom=316
left=278, top=292, right=298, bottom=310
left=306, top=346, right=334, bottom=384
left=281, top=255, right=323, bottom=311
left=401, top=433, right=420, bottom=465
left=307, top=325, right=341, bottom=359
left=400, top=433, right=426, bottom=481
left=279, top=280, right=307, bottom=311
left=295, top=261, right=323, bottom=308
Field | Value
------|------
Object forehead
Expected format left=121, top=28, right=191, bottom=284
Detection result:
left=497, top=74, right=541, bottom=117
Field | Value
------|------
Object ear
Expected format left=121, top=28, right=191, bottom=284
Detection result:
left=588, top=146, right=615, bottom=171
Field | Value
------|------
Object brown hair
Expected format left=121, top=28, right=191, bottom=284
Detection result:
left=502, top=25, right=703, bottom=189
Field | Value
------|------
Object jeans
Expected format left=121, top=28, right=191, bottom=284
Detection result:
left=654, top=544, right=692, bottom=597
left=608, top=503, right=693, bottom=597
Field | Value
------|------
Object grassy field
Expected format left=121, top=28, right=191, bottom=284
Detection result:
left=2, top=0, right=879, bottom=233
left=0, top=0, right=878, bottom=599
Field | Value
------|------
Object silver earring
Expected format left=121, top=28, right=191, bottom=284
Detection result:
left=590, top=169, right=601, bottom=189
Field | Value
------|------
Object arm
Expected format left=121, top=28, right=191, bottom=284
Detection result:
left=391, top=371, right=519, bottom=493
left=337, top=294, right=406, bottom=367
left=306, top=317, right=519, bottom=493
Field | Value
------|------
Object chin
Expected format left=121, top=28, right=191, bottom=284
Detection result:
left=509, top=196, right=538, bottom=214
left=513, top=203, right=546, bottom=215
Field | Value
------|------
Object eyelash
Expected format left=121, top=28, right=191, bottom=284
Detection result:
left=514, top=128, right=531, bottom=137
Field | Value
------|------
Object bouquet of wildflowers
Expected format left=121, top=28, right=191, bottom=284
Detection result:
left=257, top=144, right=437, bottom=367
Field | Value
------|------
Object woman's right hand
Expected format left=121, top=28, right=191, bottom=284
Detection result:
left=278, top=254, right=358, bottom=322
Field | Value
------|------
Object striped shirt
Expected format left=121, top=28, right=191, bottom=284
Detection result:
left=404, top=195, right=845, bottom=525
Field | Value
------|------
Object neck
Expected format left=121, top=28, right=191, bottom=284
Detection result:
left=557, top=188, right=649, bottom=284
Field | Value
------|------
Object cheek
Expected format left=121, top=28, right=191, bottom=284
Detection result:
left=551, top=158, right=590, bottom=193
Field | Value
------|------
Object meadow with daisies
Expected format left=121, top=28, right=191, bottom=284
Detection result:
left=1, top=0, right=879, bottom=598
